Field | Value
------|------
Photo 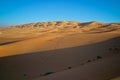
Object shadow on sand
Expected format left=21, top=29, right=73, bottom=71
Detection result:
left=0, top=36, right=120, bottom=80
left=0, top=40, right=22, bottom=46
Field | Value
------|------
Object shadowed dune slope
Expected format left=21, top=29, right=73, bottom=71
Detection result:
left=0, top=36, right=120, bottom=80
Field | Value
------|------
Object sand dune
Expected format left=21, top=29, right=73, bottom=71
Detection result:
left=0, top=36, right=120, bottom=80
left=0, top=21, right=120, bottom=80
left=0, top=21, right=120, bottom=57
left=0, top=32, right=120, bottom=57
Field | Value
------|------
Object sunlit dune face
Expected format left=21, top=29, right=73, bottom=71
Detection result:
left=0, top=21, right=120, bottom=57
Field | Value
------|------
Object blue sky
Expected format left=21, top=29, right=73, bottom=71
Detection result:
left=0, top=0, right=120, bottom=26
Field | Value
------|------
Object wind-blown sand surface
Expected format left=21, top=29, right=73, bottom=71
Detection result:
left=0, top=21, right=120, bottom=80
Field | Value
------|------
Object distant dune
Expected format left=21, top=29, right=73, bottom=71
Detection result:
left=0, top=21, right=120, bottom=80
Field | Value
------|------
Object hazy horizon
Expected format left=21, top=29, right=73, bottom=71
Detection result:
left=1, top=0, right=120, bottom=26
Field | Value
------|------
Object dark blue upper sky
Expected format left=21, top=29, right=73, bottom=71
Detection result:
left=0, top=0, right=120, bottom=26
